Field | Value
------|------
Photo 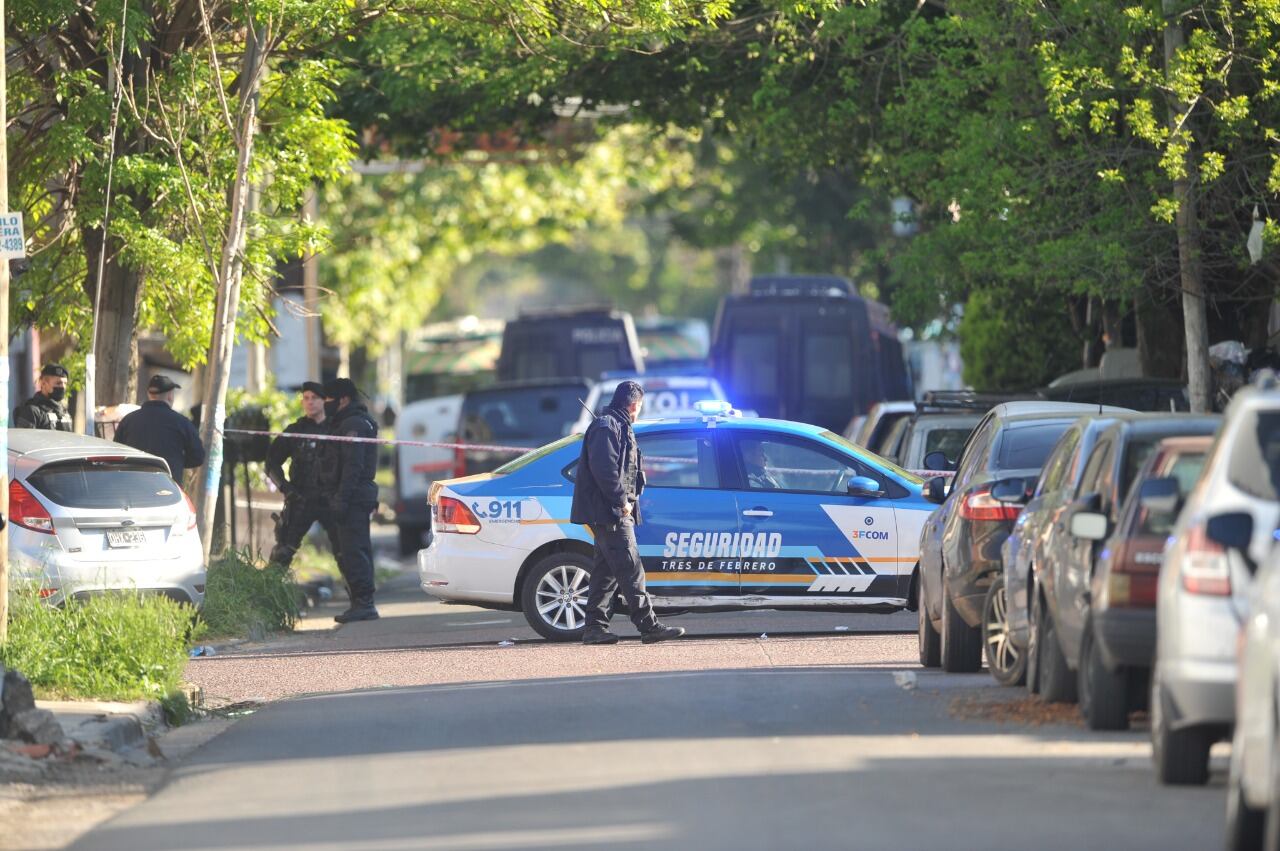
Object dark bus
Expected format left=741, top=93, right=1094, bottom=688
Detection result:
left=709, top=276, right=911, bottom=432
left=496, top=307, right=645, bottom=382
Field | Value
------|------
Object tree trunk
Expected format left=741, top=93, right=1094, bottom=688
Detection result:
left=1164, top=0, right=1212, bottom=412
left=81, top=229, right=143, bottom=405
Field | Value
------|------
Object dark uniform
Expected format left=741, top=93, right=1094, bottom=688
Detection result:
left=569, top=381, right=683, bottom=644
left=13, top=392, right=72, bottom=431
left=114, top=376, right=206, bottom=482
left=265, top=414, right=340, bottom=568
left=316, top=381, right=380, bottom=618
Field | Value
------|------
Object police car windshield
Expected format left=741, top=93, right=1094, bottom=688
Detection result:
left=818, top=430, right=924, bottom=485
left=493, top=434, right=583, bottom=475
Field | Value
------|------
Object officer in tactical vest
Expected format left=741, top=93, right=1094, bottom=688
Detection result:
left=13, top=364, right=73, bottom=431
left=266, top=381, right=341, bottom=569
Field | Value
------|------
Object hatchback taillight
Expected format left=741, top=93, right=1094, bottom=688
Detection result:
left=959, top=486, right=1021, bottom=522
left=10, top=480, right=54, bottom=534
left=435, top=496, right=481, bottom=534
left=1181, top=525, right=1231, bottom=596
left=182, top=489, right=198, bottom=531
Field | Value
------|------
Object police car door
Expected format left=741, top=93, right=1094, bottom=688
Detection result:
left=634, top=429, right=742, bottom=603
left=725, top=431, right=903, bottom=603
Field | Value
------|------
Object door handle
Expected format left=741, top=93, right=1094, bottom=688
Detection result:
left=742, top=509, right=773, bottom=518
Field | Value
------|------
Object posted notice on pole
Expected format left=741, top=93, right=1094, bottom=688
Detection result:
left=0, top=213, right=25, bottom=259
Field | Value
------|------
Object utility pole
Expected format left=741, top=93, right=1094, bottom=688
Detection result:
left=0, top=0, right=10, bottom=642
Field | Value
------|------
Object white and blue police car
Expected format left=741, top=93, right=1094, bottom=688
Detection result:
left=419, top=402, right=935, bottom=640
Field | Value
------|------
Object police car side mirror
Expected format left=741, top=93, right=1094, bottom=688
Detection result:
left=848, top=476, right=884, bottom=498
left=924, top=476, right=949, bottom=504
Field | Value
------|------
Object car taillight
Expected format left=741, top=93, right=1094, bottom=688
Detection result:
left=182, top=489, right=198, bottom=531
left=1181, top=525, right=1231, bottom=596
left=9, top=480, right=54, bottom=534
left=435, top=496, right=481, bottom=534
left=959, top=486, right=1021, bottom=522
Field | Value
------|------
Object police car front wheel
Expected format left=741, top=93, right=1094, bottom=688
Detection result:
left=522, top=553, right=593, bottom=641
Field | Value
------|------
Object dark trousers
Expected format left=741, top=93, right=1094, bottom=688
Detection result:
left=586, top=518, right=658, bottom=633
left=270, top=496, right=340, bottom=569
left=333, top=502, right=378, bottom=605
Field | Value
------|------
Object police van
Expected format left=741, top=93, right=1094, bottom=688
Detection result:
left=709, top=276, right=911, bottom=433
left=496, top=307, right=645, bottom=382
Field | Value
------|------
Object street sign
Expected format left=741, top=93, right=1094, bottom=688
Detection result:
left=0, top=211, right=24, bottom=257
left=0, top=212, right=23, bottom=259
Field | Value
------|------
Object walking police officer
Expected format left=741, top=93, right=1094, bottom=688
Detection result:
left=570, top=380, right=684, bottom=645
left=266, top=382, right=341, bottom=569
left=13, top=364, right=73, bottom=431
left=317, top=378, right=381, bottom=623
left=114, top=375, right=206, bottom=482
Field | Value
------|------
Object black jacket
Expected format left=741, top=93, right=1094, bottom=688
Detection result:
left=13, top=393, right=72, bottom=432
left=570, top=406, right=646, bottom=527
left=315, top=403, right=380, bottom=510
left=265, top=415, right=328, bottom=498
left=114, top=400, right=206, bottom=481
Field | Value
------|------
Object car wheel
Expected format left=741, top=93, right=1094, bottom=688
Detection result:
left=1151, top=673, right=1212, bottom=786
left=982, top=575, right=1026, bottom=687
left=941, top=585, right=982, bottom=673
left=1226, top=734, right=1264, bottom=851
left=520, top=552, right=593, bottom=642
left=918, top=595, right=941, bottom=668
left=1032, top=591, right=1077, bottom=704
left=1026, top=580, right=1041, bottom=695
left=1079, top=618, right=1129, bottom=730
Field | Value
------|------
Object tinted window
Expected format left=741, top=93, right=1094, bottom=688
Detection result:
left=923, top=427, right=975, bottom=468
left=731, top=331, right=779, bottom=398
left=498, top=435, right=582, bottom=475
left=1077, top=441, right=1113, bottom=496
left=996, top=422, right=1073, bottom=470
left=804, top=335, right=853, bottom=400
left=1227, top=410, right=1280, bottom=501
left=28, top=462, right=182, bottom=509
left=637, top=433, right=719, bottom=489
left=461, top=386, right=585, bottom=444
left=1138, top=453, right=1207, bottom=535
left=735, top=435, right=870, bottom=494
left=1120, top=438, right=1163, bottom=504
left=1037, top=428, right=1081, bottom=495
left=577, top=346, right=623, bottom=382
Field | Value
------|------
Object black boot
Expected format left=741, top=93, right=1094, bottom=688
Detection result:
left=335, top=596, right=379, bottom=624
left=641, top=624, right=685, bottom=644
left=582, top=628, right=620, bottom=645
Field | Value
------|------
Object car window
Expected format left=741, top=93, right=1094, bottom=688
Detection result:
left=1036, top=428, right=1080, bottom=495
left=881, top=417, right=912, bottom=460
left=1076, top=440, right=1113, bottom=497
left=27, top=461, right=183, bottom=509
left=804, top=334, right=854, bottom=400
left=499, top=435, right=583, bottom=475
left=733, top=434, right=870, bottom=494
left=922, top=427, right=971, bottom=465
left=1119, top=437, right=1163, bottom=505
left=1138, top=452, right=1207, bottom=536
left=1227, top=410, right=1280, bottom=502
left=953, top=417, right=996, bottom=490
left=637, top=433, right=719, bottom=489
left=731, top=331, right=779, bottom=398
left=461, top=386, right=585, bottom=444
left=995, top=421, right=1074, bottom=471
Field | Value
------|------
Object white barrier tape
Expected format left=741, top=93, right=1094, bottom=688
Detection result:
left=910, top=470, right=955, bottom=478
left=220, top=427, right=531, bottom=455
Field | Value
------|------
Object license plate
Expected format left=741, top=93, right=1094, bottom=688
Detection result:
left=106, top=529, right=147, bottom=549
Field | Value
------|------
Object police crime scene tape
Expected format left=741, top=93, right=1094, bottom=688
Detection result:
left=220, top=427, right=955, bottom=479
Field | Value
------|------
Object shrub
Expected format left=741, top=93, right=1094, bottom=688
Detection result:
left=199, top=548, right=298, bottom=639
left=0, top=588, right=197, bottom=701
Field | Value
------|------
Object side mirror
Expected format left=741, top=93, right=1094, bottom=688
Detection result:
left=1070, top=511, right=1109, bottom=541
left=923, top=451, right=953, bottom=472
left=990, top=477, right=1030, bottom=505
left=924, top=475, right=949, bottom=504
left=848, top=476, right=885, bottom=498
left=1205, top=512, right=1254, bottom=553
left=1138, top=476, right=1180, bottom=515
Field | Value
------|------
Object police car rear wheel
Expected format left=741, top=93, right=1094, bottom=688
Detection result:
left=522, top=553, right=593, bottom=642
left=918, top=597, right=941, bottom=668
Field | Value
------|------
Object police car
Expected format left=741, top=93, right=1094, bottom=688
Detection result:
left=419, top=402, right=935, bottom=640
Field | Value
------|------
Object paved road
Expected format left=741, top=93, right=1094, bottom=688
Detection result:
left=77, top=661, right=1226, bottom=851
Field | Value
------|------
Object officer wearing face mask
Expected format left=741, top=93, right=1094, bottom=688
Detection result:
left=13, top=364, right=73, bottom=431
left=266, top=381, right=341, bottom=569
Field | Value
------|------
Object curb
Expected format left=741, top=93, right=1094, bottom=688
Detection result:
left=36, top=700, right=163, bottom=753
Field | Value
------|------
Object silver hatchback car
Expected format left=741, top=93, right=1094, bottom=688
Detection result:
left=7, top=429, right=205, bottom=606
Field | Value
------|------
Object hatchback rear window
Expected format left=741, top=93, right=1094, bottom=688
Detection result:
left=461, top=386, right=586, bottom=444
left=1227, top=410, right=1280, bottom=502
left=28, top=462, right=182, bottom=509
left=996, top=421, right=1073, bottom=470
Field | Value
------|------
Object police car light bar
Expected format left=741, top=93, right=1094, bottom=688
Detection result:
left=694, top=400, right=739, bottom=418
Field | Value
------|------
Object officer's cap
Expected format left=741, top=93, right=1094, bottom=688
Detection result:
left=323, top=377, right=361, bottom=400
left=301, top=381, right=325, bottom=397
left=41, top=364, right=69, bottom=379
left=148, top=374, right=181, bottom=393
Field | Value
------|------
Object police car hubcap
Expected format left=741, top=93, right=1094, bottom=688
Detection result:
left=535, top=565, right=590, bottom=632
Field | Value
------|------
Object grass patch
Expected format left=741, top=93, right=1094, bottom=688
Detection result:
left=0, top=588, right=198, bottom=701
left=200, top=548, right=299, bottom=639
left=290, top=541, right=400, bottom=589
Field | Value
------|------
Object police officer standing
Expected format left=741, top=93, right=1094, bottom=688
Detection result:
left=570, top=380, right=684, bottom=645
left=316, top=378, right=380, bottom=623
left=13, top=364, right=73, bottom=431
left=266, top=382, right=340, bottom=569
left=114, top=375, right=206, bottom=482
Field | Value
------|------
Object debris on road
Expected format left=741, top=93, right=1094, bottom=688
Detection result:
left=892, top=671, right=918, bottom=691
left=498, top=640, right=516, bottom=647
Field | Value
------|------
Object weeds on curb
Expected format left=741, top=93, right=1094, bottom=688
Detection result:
left=0, top=587, right=198, bottom=701
left=199, top=548, right=298, bottom=639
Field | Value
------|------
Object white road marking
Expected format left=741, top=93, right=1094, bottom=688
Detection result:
left=451, top=619, right=513, bottom=627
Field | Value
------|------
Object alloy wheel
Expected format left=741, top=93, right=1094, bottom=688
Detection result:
left=534, top=564, right=591, bottom=633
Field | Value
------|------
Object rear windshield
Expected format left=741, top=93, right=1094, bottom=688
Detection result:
left=1227, top=410, right=1280, bottom=502
left=804, top=334, right=854, bottom=400
left=730, top=331, right=779, bottom=398
left=28, top=461, right=182, bottom=509
left=923, top=427, right=972, bottom=463
left=494, top=435, right=582, bottom=475
left=461, top=386, right=586, bottom=445
left=996, top=421, right=1073, bottom=470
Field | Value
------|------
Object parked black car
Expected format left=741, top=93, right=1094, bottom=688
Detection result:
left=1030, top=414, right=1220, bottom=715
left=496, top=307, right=644, bottom=382
left=456, top=379, right=592, bottom=476
left=917, top=402, right=1127, bottom=672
